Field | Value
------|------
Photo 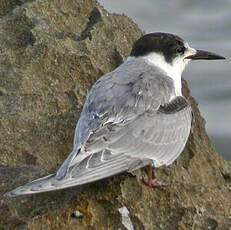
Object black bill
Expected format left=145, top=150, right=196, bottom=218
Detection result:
left=186, top=49, right=226, bottom=60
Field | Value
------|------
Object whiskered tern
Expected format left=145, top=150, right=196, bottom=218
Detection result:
left=5, top=32, right=225, bottom=197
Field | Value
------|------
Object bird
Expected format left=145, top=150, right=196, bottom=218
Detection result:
left=5, top=32, right=225, bottom=197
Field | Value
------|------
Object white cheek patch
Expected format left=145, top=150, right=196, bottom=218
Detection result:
left=141, top=52, right=186, bottom=96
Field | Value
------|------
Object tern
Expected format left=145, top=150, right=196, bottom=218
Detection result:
left=5, top=32, right=225, bottom=197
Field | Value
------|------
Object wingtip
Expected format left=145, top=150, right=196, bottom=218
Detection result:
left=3, top=173, right=57, bottom=197
left=4, top=190, right=20, bottom=198
left=4, top=186, right=28, bottom=197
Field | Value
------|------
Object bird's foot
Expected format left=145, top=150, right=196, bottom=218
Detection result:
left=140, top=176, right=171, bottom=188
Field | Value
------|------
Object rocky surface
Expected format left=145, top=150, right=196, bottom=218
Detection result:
left=0, top=0, right=231, bottom=229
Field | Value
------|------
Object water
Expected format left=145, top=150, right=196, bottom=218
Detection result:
left=98, top=0, right=231, bottom=160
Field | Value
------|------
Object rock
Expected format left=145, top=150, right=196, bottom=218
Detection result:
left=0, top=0, right=230, bottom=229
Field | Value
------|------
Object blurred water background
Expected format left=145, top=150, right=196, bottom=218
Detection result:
left=99, top=0, right=231, bottom=160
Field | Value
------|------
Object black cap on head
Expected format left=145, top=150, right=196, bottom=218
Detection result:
left=130, top=33, right=186, bottom=63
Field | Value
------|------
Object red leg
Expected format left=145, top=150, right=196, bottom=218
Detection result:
left=141, top=165, right=171, bottom=188
left=147, top=165, right=153, bottom=187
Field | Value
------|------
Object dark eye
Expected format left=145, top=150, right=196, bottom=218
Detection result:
left=176, top=46, right=186, bottom=53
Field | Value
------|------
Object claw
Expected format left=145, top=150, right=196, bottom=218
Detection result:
left=140, top=175, right=171, bottom=188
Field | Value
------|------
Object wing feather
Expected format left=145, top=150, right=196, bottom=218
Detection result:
left=5, top=153, right=132, bottom=196
left=81, top=97, right=192, bottom=169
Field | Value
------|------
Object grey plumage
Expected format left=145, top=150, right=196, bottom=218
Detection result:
left=5, top=57, right=192, bottom=197
left=5, top=32, right=225, bottom=196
